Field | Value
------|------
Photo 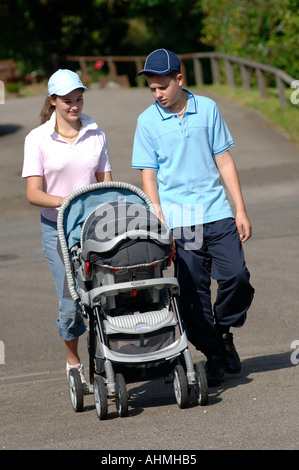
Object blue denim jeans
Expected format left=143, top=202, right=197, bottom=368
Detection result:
left=41, top=215, right=86, bottom=341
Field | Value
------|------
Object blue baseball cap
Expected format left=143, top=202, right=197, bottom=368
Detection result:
left=48, top=69, right=87, bottom=96
left=138, top=49, right=181, bottom=76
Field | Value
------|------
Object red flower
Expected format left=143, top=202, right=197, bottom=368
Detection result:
left=93, top=60, right=105, bottom=70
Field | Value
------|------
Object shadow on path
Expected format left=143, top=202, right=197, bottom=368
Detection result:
left=0, top=124, right=22, bottom=136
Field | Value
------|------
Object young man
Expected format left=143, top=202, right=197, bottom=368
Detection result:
left=132, top=49, right=254, bottom=386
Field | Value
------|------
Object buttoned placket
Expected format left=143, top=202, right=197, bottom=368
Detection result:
left=174, top=113, right=189, bottom=138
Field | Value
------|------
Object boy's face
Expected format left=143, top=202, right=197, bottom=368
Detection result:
left=146, top=73, right=184, bottom=112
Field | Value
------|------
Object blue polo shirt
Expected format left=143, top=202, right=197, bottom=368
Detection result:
left=132, top=91, right=234, bottom=229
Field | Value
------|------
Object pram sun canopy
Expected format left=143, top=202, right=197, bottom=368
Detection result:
left=81, top=200, right=171, bottom=268
left=57, top=182, right=173, bottom=300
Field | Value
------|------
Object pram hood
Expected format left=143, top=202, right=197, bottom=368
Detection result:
left=81, top=199, right=171, bottom=269
left=57, top=182, right=173, bottom=301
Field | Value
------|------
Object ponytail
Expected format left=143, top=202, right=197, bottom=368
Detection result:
left=39, top=95, right=56, bottom=125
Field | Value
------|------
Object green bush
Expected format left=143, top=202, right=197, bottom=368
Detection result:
left=6, top=81, right=24, bottom=94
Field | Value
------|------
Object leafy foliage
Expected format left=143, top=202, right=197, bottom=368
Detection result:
left=0, top=0, right=297, bottom=77
left=200, top=0, right=299, bottom=78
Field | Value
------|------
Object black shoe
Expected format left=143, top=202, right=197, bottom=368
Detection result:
left=205, top=353, right=225, bottom=386
left=220, top=332, right=241, bottom=374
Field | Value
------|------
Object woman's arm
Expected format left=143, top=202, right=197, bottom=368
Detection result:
left=26, top=176, right=65, bottom=208
left=26, top=171, right=113, bottom=209
left=96, top=171, right=113, bottom=182
left=215, top=150, right=252, bottom=242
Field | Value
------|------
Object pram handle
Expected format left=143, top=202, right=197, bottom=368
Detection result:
left=81, top=277, right=180, bottom=308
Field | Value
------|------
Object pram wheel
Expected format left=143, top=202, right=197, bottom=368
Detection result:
left=115, top=373, right=128, bottom=417
left=94, top=376, right=108, bottom=420
left=68, top=368, right=84, bottom=412
left=194, top=362, right=208, bottom=406
left=173, top=364, right=189, bottom=409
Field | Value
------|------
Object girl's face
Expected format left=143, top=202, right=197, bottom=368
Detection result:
left=146, top=73, right=184, bottom=112
left=49, top=88, right=84, bottom=123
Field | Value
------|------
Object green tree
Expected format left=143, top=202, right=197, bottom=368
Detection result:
left=0, top=0, right=207, bottom=74
left=200, top=0, right=299, bottom=77
left=0, top=0, right=130, bottom=73
left=126, top=0, right=206, bottom=54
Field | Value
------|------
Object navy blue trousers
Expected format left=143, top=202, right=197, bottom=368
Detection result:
left=173, top=218, right=254, bottom=355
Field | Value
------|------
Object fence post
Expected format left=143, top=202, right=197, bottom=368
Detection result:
left=256, top=68, right=266, bottom=98
left=135, top=58, right=143, bottom=87
left=224, top=59, right=235, bottom=88
left=275, top=74, right=287, bottom=109
left=211, top=57, right=220, bottom=85
left=107, top=57, right=117, bottom=76
left=79, top=57, right=89, bottom=83
left=240, top=64, right=250, bottom=90
left=193, top=58, right=203, bottom=86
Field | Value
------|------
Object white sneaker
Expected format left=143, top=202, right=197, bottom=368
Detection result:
left=66, top=362, right=87, bottom=385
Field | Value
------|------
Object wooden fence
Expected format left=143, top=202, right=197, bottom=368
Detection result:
left=56, top=52, right=296, bottom=109
left=189, top=52, right=296, bottom=110
left=0, top=59, right=18, bottom=84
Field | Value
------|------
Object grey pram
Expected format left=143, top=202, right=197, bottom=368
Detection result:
left=57, top=182, right=208, bottom=420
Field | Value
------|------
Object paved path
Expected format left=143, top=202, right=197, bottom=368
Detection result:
left=0, top=88, right=298, bottom=450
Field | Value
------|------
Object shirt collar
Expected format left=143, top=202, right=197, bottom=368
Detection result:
left=155, top=89, right=197, bottom=120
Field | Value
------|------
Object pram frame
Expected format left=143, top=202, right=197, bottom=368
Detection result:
left=57, top=182, right=208, bottom=418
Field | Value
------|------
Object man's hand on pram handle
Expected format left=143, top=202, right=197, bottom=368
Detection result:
left=171, top=237, right=176, bottom=261
left=155, top=210, right=176, bottom=262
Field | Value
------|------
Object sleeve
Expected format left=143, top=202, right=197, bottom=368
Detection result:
left=212, top=104, right=235, bottom=156
left=22, top=130, right=44, bottom=178
left=95, top=131, right=112, bottom=173
left=132, top=119, right=158, bottom=170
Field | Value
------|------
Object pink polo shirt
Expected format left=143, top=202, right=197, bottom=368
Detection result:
left=22, top=111, right=112, bottom=222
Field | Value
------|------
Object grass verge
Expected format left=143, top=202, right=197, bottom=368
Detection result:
left=196, top=84, right=299, bottom=149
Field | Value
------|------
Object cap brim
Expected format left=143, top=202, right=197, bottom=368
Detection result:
left=138, top=67, right=181, bottom=76
left=54, top=85, right=88, bottom=96
left=138, top=69, right=174, bottom=76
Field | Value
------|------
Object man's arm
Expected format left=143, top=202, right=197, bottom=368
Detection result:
left=214, top=150, right=252, bottom=242
left=141, top=168, right=176, bottom=258
left=141, top=169, right=165, bottom=222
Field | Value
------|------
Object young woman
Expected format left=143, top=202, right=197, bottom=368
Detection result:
left=22, top=69, right=112, bottom=385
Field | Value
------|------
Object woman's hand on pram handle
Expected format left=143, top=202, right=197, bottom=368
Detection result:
left=26, top=175, right=70, bottom=208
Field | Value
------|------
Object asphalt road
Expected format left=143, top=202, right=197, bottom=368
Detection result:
left=0, top=86, right=298, bottom=451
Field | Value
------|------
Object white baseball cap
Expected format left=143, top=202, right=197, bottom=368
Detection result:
left=48, top=69, right=88, bottom=96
